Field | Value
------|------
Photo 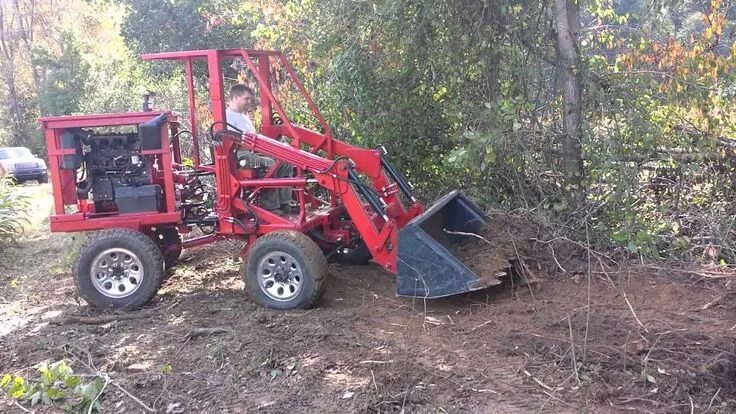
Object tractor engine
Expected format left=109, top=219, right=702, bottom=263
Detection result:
left=63, top=129, right=161, bottom=214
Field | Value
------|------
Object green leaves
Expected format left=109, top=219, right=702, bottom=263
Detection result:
left=159, top=364, right=173, bottom=375
left=5, top=376, right=27, bottom=399
left=2, top=360, right=105, bottom=413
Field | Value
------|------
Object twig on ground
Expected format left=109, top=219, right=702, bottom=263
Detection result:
left=622, top=288, right=649, bottom=333
left=508, top=230, right=537, bottom=306
left=567, top=313, right=581, bottom=386
left=185, top=327, right=232, bottom=339
left=112, top=382, right=155, bottom=413
left=536, top=372, right=576, bottom=413
left=174, top=337, right=191, bottom=356
left=359, top=360, right=395, bottom=364
left=49, top=311, right=155, bottom=326
left=471, top=388, right=499, bottom=394
left=623, top=330, right=631, bottom=373
left=88, top=375, right=110, bottom=414
left=583, top=221, right=593, bottom=361
left=704, top=387, right=721, bottom=413
left=698, top=294, right=734, bottom=311
left=163, top=300, right=181, bottom=312
left=642, top=334, right=666, bottom=366
left=471, top=320, right=493, bottom=332
left=443, top=229, right=492, bottom=244
left=523, top=369, right=555, bottom=392
left=546, top=242, right=567, bottom=273
left=1, top=389, right=33, bottom=413
left=152, top=374, right=168, bottom=412
left=66, top=346, right=156, bottom=413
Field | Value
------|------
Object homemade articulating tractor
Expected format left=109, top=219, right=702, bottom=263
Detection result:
left=41, top=49, right=509, bottom=310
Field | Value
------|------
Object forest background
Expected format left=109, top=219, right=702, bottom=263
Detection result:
left=2, top=0, right=736, bottom=262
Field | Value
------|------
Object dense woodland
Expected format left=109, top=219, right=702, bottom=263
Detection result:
left=2, top=0, right=736, bottom=261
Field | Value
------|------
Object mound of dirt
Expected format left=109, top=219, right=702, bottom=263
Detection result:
left=453, top=212, right=540, bottom=283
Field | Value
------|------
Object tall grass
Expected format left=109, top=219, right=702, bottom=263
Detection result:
left=0, top=179, right=31, bottom=244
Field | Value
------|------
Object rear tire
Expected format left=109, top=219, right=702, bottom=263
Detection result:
left=243, top=230, right=328, bottom=310
left=75, top=229, right=165, bottom=309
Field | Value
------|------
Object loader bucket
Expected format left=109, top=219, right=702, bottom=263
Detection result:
left=396, top=190, right=506, bottom=298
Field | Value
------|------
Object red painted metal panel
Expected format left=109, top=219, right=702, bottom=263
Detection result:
left=184, top=58, right=200, bottom=166
left=49, top=212, right=181, bottom=232
left=40, top=112, right=169, bottom=129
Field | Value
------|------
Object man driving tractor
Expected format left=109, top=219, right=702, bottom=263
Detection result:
left=226, top=84, right=293, bottom=215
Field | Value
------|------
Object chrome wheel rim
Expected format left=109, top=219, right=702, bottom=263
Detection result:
left=90, top=248, right=144, bottom=298
left=257, top=251, right=303, bottom=302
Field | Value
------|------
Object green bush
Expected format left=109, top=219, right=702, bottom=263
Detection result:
left=0, top=178, right=31, bottom=244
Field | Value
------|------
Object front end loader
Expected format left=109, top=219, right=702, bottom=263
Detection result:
left=40, top=49, right=508, bottom=310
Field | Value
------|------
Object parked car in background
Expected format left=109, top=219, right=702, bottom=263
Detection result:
left=0, top=147, right=48, bottom=183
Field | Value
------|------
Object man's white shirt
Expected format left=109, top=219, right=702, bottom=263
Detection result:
left=226, top=108, right=256, bottom=133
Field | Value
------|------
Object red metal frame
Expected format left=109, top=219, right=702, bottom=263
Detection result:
left=40, top=49, right=425, bottom=274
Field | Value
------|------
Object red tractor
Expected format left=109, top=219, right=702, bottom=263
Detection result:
left=40, top=49, right=505, bottom=310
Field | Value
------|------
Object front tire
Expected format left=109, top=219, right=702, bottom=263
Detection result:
left=38, top=174, right=48, bottom=184
left=243, top=230, right=328, bottom=310
left=75, top=229, right=165, bottom=309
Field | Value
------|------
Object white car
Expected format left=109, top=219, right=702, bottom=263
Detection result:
left=0, top=147, right=48, bottom=183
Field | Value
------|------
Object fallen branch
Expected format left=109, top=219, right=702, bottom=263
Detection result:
left=567, top=313, right=581, bottom=386
left=536, top=373, right=578, bottom=413
left=704, top=387, right=721, bottom=413
left=698, top=294, right=727, bottom=311
left=470, top=388, right=499, bottom=394
left=66, top=346, right=156, bottom=413
left=185, top=327, right=232, bottom=339
left=442, top=228, right=492, bottom=244
left=622, top=289, right=649, bottom=333
left=88, top=375, right=110, bottom=414
left=49, top=312, right=155, bottom=326
left=1, top=389, right=32, bottom=413
left=163, top=300, right=181, bottom=312
left=470, top=320, right=493, bottom=332
left=112, top=382, right=155, bottom=413
left=523, top=369, right=555, bottom=392
left=359, top=360, right=395, bottom=365
left=509, top=230, right=537, bottom=305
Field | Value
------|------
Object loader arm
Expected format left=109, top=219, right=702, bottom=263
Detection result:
left=217, top=131, right=401, bottom=273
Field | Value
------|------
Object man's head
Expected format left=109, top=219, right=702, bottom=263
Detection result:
left=229, top=84, right=255, bottom=113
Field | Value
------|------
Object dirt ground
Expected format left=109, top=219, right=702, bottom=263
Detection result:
left=1, top=187, right=736, bottom=413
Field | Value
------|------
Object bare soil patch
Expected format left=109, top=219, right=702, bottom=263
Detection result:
left=1, top=212, right=735, bottom=413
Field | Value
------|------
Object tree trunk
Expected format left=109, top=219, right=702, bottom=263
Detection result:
left=6, top=70, right=24, bottom=146
left=0, top=1, right=25, bottom=146
left=554, top=0, right=584, bottom=201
